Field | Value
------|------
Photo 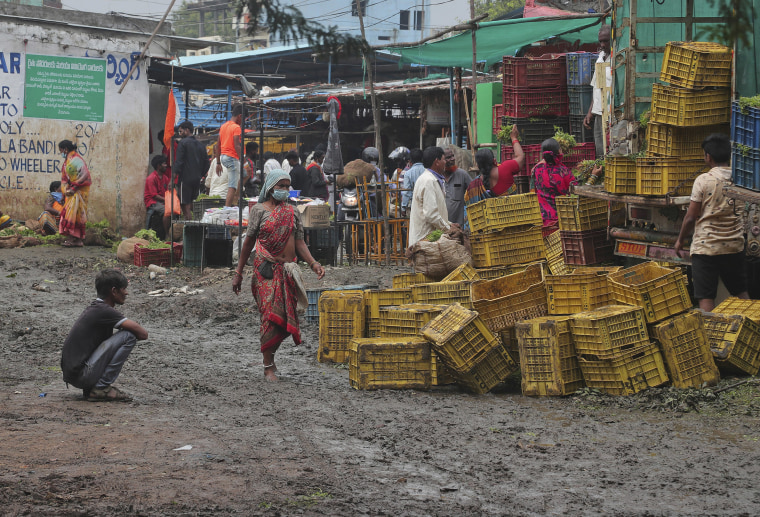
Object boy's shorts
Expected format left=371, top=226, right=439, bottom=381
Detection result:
left=220, top=155, right=240, bottom=189
left=691, top=252, right=748, bottom=300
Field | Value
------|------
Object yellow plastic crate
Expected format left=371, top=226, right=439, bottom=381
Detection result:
left=635, top=156, right=705, bottom=196
left=431, top=353, right=458, bottom=386
left=364, top=288, right=413, bottom=319
left=500, top=328, right=520, bottom=365
left=604, top=156, right=637, bottom=194
left=392, top=272, right=431, bottom=288
left=577, top=341, right=669, bottom=396
left=703, top=313, right=760, bottom=376
left=571, top=266, right=623, bottom=275
left=467, top=193, right=543, bottom=234
left=378, top=303, right=447, bottom=338
left=650, top=311, right=720, bottom=388
left=646, top=122, right=730, bottom=160
left=470, top=225, right=546, bottom=268
left=544, top=229, right=562, bottom=257
left=516, top=316, right=585, bottom=396
left=420, top=303, right=500, bottom=373
left=608, top=262, right=692, bottom=324
left=714, top=297, right=760, bottom=323
left=659, top=41, right=732, bottom=89
left=441, top=263, right=481, bottom=283
left=365, top=316, right=382, bottom=338
left=546, top=273, right=612, bottom=315
left=570, top=305, right=649, bottom=357
left=410, top=280, right=473, bottom=308
left=545, top=232, right=571, bottom=275
left=453, top=340, right=519, bottom=395
left=471, top=263, right=547, bottom=333
left=556, top=196, right=609, bottom=231
left=474, top=265, right=514, bottom=281
left=348, top=337, right=432, bottom=390
left=650, top=83, right=731, bottom=127
left=317, top=290, right=365, bottom=363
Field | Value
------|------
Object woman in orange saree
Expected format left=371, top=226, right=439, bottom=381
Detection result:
left=58, top=140, right=92, bottom=247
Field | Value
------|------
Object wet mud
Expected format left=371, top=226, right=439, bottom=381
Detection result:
left=1, top=247, right=759, bottom=516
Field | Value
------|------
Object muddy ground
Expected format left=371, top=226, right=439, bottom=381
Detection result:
left=1, top=246, right=760, bottom=516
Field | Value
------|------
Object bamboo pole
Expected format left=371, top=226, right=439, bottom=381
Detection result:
left=373, top=14, right=487, bottom=49
left=357, top=5, right=390, bottom=265
left=469, top=0, right=478, bottom=152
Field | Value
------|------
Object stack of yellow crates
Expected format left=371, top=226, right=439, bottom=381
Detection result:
left=467, top=193, right=547, bottom=269
left=317, top=290, right=365, bottom=363
left=421, top=304, right=518, bottom=394
left=642, top=41, right=732, bottom=196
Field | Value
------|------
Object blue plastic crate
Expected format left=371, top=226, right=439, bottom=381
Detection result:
left=566, top=52, right=598, bottom=86
left=731, top=102, right=760, bottom=148
left=732, top=146, right=760, bottom=191
left=568, top=85, right=593, bottom=116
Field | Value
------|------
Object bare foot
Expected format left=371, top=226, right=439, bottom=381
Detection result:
left=263, top=365, right=279, bottom=382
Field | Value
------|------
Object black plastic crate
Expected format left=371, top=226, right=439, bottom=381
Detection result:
left=568, top=85, right=593, bottom=117
left=502, top=116, right=569, bottom=146
left=191, top=198, right=225, bottom=220
left=204, top=239, right=233, bottom=267
left=205, top=224, right=232, bottom=240
left=569, top=115, right=595, bottom=143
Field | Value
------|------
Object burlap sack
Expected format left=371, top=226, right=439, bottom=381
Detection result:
left=117, top=237, right=150, bottom=263
left=406, top=235, right=472, bottom=281
left=336, top=159, right=377, bottom=188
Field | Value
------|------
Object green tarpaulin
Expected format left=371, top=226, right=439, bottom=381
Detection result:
left=383, top=15, right=604, bottom=69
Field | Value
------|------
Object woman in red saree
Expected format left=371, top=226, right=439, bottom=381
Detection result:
left=58, top=140, right=92, bottom=247
left=232, top=169, right=325, bottom=381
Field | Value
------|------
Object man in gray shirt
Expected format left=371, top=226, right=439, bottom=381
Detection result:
left=443, top=147, right=471, bottom=227
left=401, top=148, right=425, bottom=217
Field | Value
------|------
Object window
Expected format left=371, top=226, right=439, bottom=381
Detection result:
left=351, top=0, right=367, bottom=16
left=413, top=10, right=423, bottom=31
left=378, top=35, right=391, bottom=41
left=399, top=10, right=409, bottom=30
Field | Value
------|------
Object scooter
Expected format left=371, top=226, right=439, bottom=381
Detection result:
left=339, top=186, right=360, bottom=221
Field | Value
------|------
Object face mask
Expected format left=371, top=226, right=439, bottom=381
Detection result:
left=272, top=189, right=290, bottom=201
left=61, top=152, right=67, bottom=159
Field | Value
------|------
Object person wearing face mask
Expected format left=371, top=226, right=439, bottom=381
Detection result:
left=232, top=169, right=326, bottom=382
left=58, top=140, right=92, bottom=247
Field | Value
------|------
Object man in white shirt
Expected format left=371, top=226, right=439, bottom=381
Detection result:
left=262, top=152, right=281, bottom=176
left=583, top=24, right=612, bottom=158
left=408, top=146, right=454, bottom=247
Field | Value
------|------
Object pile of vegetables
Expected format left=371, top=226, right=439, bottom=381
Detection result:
left=196, top=194, right=222, bottom=200
left=134, top=229, right=171, bottom=249
left=553, top=126, right=576, bottom=154
left=738, top=95, right=760, bottom=113
left=496, top=124, right=515, bottom=144
left=426, top=230, right=443, bottom=242
left=572, top=158, right=605, bottom=184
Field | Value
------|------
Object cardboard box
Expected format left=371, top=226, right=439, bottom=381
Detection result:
left=298, top=204, right=330, bottom=228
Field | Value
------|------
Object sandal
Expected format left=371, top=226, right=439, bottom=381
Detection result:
left=87, top=385, right=132, bottom=402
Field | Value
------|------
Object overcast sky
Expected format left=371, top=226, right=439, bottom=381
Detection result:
left=61, top=0, right=177, bottom=19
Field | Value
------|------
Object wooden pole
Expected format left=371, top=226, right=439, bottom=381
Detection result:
left=469, top=0, right=478, bottom=153
left=373, top=14, right=487, bottom=49
left=357, top=5, right=391, bottom=265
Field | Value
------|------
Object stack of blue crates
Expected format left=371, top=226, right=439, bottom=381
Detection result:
left=731, top=101, right=760, bottom=191
left=566, top=52, right=597, bottom=143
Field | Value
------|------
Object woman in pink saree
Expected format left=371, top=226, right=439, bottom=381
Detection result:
left=58, top=140, right=92, bottom=247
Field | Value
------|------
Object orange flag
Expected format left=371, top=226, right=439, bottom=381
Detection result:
left=163, top=90, right=176, bottom=156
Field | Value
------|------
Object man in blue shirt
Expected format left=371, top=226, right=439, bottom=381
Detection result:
left=401, top=148, right=424, bottom=217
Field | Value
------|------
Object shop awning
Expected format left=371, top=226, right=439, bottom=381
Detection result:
left=383, top=15, right=604, bottom=68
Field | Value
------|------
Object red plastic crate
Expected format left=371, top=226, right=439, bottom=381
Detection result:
left=492, top=104, right=504, bottom=134
left=503, top=55, right=567, bottom=88
left=560, top=229, right=613, bottom=266
left=502, top=86, right=569, bottom=118
left=563, top=142, right=597, bottom=170
left=134, top=243, right=183, bottom=267
left=501, top=144, right=541, bottom=176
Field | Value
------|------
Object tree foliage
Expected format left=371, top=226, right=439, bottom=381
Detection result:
left=474, top=0, right=525, bottom=20
left=697, top=0, right=754, bottom=49
left=237, top=0, right=370, bottom=57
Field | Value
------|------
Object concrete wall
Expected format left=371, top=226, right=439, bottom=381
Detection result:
left=0, top=6, right=172, bottom=236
